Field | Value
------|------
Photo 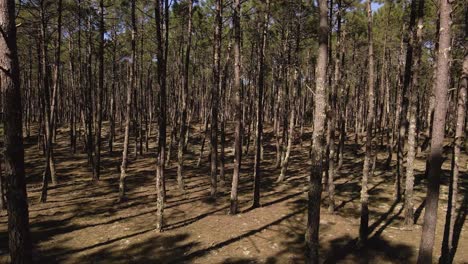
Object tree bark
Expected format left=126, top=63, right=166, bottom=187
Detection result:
left=94, top=0, right=105, bottom=181
left=253, top=0, right=269, bottom=208
left=0, top=0, right=33, bottom=261
left=38, top=0, right=59, bottom=202
left=177, top=0, right=194, bottom=192
left=210, top=0, right=221, bottom=198
left=404, top=0, right=425, bottom=228
left=440, top=54, right=466, bottom=264
left=417, top=0, right=452, bottom=261
left=305, top=0, right=328, bottom=261
left=396, top=0, right=419, bottom=202
left=359, top=0, right=375, bottom=244
left=155, top=0, right=169, bottom=231
left=230, top=0, right=242, bottom=215
left=119, top=0, right=137, bottom=201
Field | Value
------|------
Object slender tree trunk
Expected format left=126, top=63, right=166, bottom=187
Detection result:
left=38, top=0, right=56, bottom=202
left=440, top=54, right=466, bottom=264
left=328, top=0, right=343, bottom=213
left=396, top=0, right=419, bottom=202
left=94, top=0, right=105, bottom=181
left=155, top=0, right=168, bottom=231
left=417, top=0, right=452, bottom=261
left=49, top=0, right=63, bottom=186
left=404, top=0, right=425, bottom=228
left=253, top=0, right=269, bottom=208
left=359, top=0, right=375, bottom=244
left=119, top=0, right=136, bottom=201
left=219, top=43, right=231, bottom=184
left=230, top=0, right=242, bottom=215
left=210, top=0, right=221, bottom=198
left=85, top=17, right=94, bottom=173
left=0, top=0, right=33, bottom=261
left=305, top=0, right=328, bottom=261
left=177, top=0, right=193, bottom=192
left=109, top=38, right=117, bottom=153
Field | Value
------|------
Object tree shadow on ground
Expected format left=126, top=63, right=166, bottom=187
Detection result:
left=40, top=232, right=196, bottom=264
left=173, top=207, right=307, bottom=263
left=323, top=235, right=414, bottom=264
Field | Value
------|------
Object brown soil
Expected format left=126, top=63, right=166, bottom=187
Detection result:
left=0, top=124, right=467, bottom=263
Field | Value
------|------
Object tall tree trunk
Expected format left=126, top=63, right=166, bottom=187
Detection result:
left=210, top=0, right=221, bottom=198
left=109, top=35, right=117, bottom=153
left=404, top=0, right=425, bottom=228
left=0, top=0, right=33, bottom=261
left=85, top=17, right=94, bottom=173
left=305, top=0, right=328, bottom=261
left=396, top=0, right=419, bottom=202
left=328, top=0, right=342, bottom=213
left=417, top=0, right=452, bottom=261
left=119, top=0, right=136, bottom=201
left=219, top=43, right=231, bottom=184
left=49, top=0, right=63, bottom=186
left=253, top=0, right=269, bottom=208
left=155, top=0, right=169, bottom=231
left=94, top=0, right=105, bottom=181
left=359, top=0, right=375, bottom=244
left=38, top=0, right=57, bottom=202
left=440, top=55, right=466, bottom=264
left=177, top=0, right=194, bottom=192
left=230, top=0, right=242, bottom=215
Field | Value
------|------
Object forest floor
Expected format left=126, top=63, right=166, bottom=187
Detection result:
left=0, top=123, right=467, bottom=263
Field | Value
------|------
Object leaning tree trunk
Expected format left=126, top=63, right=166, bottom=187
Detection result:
left=0, top=0, right=33, bottom=261
left=417, top=0, right=452, bottom=261
left=38, top=0, right=58, bottom=203
left=305, top=0, right=328, bottom=261
left=119, top=0, right=136, bottom=201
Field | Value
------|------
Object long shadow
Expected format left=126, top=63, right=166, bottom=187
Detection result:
left=449, top=185, right=468, bottom=263
left=324, top=198, right=404, bottom=263
left=335, top=178, right=388, bottom=212
left=371, top=201, right=404, bottom=238
left=323, top=236, right=358, bottom=264
left=242, top=190, right=305, bottom=214
left=173, top=207, right=306, bottom=263
left=413, top=199, right=425, bottom=224
left=164, top=204, right=230, bottom=231
left=41, top=231, right=196, bottom=264
left=46, top=228, right=156, bottom=259
left=323, top=233, right=413, bottom=263
left=368, top=199, right=400, bottom=234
